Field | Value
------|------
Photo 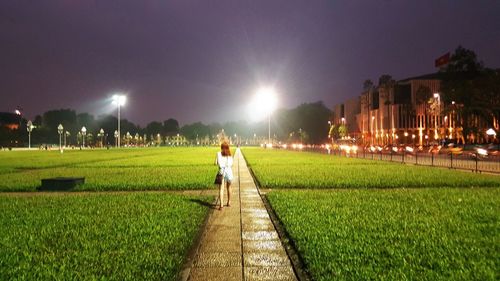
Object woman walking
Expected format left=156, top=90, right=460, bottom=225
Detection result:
left=215, top=141, right=233, bottom=210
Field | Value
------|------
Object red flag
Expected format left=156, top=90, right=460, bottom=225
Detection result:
left=435, top=52, right=450, bottom=67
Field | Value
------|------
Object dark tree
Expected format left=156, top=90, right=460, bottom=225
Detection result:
left=163, top=118, right=179, bottom=136
left=145, top=121, right=163, bottom=136
left=281, top=101, right=331, bottom=144
left=440, top=46, right=499, bottom=139
left=415, top=86, right=432, bottom=105
left=180, top=122, right=211, bottom=140
left=363, top=79, right=374, bottom=91
left=77, top=113, right=96, bottom=132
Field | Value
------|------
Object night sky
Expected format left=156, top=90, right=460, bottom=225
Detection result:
left=1, top=1, right=499, bottom=126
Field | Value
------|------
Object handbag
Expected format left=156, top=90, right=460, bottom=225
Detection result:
left=214, top=173, right=223, bottom=185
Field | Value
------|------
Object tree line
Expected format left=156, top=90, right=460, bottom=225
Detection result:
left=2, top=101, right=332, bottom=147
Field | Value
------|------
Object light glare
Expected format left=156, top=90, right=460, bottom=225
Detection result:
left=248, top=87, right=277, bottom=121
left=112, top=94, right=127, bottom=106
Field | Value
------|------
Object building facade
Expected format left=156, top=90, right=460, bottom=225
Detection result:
left=333, top=73, right=498, bottom=146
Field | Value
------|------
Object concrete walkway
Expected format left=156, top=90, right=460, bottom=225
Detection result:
left=186, top=149, right=297, bottom=281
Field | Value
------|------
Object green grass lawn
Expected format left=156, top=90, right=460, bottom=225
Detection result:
left=244, top=148, right=499, bottom=280
left=267, top=189, right=500, bottom=281
left=243, top=148, right=500, bottom=188
left=0, top=147, right=220, bottom=191
left=0, top=192, right=211, bottom=280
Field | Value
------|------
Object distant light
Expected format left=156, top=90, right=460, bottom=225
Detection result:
left=433, top=93, right=440, bottom=98
left=15, top=109, right=21, bottom=115
left=112, top=94, right=126, bottom=106
left=486, top=128, right=496, bottom=136
left=248, top=87, right=277, bottom=121
left=476, top=148, right=488, bottom=156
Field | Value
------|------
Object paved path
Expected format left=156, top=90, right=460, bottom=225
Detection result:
left=186, top=149, right=297, bottom=281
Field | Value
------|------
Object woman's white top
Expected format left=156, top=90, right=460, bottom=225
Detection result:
left=216, top=152, right=234, bottom=182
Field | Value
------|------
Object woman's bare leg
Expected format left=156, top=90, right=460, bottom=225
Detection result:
left=219, top=181, right=224, bottom=209
left=226, top=182, right=231, bottom=206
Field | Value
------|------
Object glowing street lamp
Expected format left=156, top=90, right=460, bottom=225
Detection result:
left=114, top=130, right=119, bottom=147
left=251, top=87, right=277, bottom=145
left=65, top=131, right=70, bottom=147
left=112, top=94, right=126, bottom=148
left=433, top=93, right=441, bottom=140
left=99, top=128, right=105, bottom=147
left=27, top=120, right=34, bottom=149
left=58, top=124, right=64, bottom=151
left=81, top=126, right=87, bottom=148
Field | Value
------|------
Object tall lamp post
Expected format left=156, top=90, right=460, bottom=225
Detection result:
left=251, top=88, right=277, bottom=146
left=112, top=94, right=126, bottom=148
left=58, top=124, right=64, bottom=151
left=27, top=120, right=33, bottom=149
left=81, top=126, right=87, bottom=148
left=65, top=131, right=70, bottom=147
left=114, top=130, right=119, bottom=147
left=99, top=128, right=105, bottom=148
left=433, top=93, right=441, bottom=141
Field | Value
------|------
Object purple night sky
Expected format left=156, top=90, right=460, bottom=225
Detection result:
left=1, top=1, right=499, bottom=126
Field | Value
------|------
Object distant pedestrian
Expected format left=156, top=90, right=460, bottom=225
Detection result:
left=215, top=141, right=233, bottom=210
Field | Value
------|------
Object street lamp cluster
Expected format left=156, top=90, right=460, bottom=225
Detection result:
left=22, top=94, right=127, bottom=150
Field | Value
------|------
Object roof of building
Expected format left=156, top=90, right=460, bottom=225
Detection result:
left=398, top=72, right=447, bottom=82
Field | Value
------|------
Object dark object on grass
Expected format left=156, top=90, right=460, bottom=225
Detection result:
left=39, top=177, right=85, bottom=191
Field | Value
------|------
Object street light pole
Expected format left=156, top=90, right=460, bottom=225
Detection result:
left=81, top=126, right=87, bottom=148
left=433, top=93, right=440, bottom=141
left=64, top=131, right=69, bottom=147
left=268, top=113, right=271, bottom=145
left=58, top=124, right=63, bottom=152
left=117, top=104, right=121, bottom=148
left=99, top=128, right=104, bottom=148
left=114, top=130, right=119, bottom=147
left=27, top=120, right=33, bottom=149
left=251, top=87, right=277, bottom=147
left=112, top=94, right=126, bottom=148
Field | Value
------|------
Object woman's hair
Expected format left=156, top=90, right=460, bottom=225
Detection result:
left=221, top=141, right=231, bottom=156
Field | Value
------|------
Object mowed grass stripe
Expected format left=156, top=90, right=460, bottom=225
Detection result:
left=267, top=189, right=500, bottom=281
left=0, top=147, right=219, bottom=191
left=0, top=149, right=158, bottom=170
left=0, top=192, right=211, bottom=280
left=243, top=148, right=500, bottom=188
